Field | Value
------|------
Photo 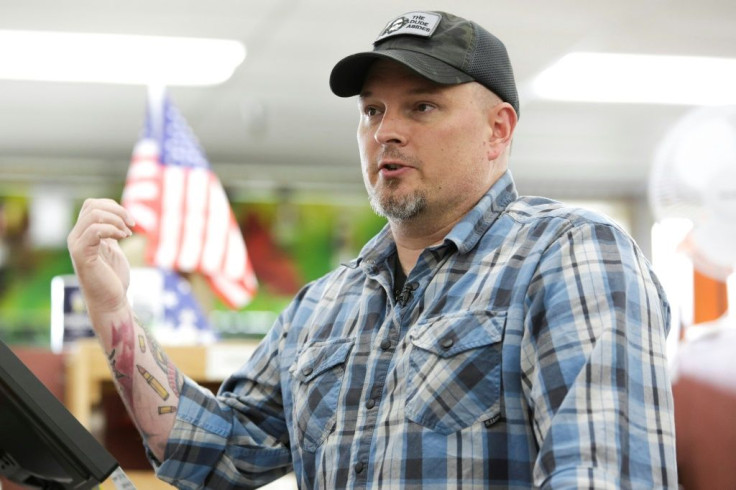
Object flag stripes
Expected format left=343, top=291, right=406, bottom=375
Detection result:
left=122, top=91, right=257, bottom=309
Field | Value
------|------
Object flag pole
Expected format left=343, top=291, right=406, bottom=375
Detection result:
left=146, top=84, right=167, bottom=142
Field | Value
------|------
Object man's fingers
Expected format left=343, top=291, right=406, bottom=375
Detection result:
left=70, top=222, right=131, bottom=258
left=86, top=208, right=133, bottom=234
left=79, top=198, right=135, bottom=227
left=70, top=200, right=134, bottom=243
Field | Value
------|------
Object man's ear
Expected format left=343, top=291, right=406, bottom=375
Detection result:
left=486, top=103, right=517, bottom=161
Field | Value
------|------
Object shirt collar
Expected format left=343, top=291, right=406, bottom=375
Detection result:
left=444, top=170, right=518, bottom=254
left=353, top=171, right=519, bottom=271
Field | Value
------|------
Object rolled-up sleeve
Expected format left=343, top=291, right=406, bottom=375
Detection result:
left=149, top=321, right=293, bottom=489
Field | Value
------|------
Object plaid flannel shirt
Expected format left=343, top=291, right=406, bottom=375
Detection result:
left=152, top=171, right=677, bottom=489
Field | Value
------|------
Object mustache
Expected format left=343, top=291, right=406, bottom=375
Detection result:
left=377, top=147, right=421, bottom=167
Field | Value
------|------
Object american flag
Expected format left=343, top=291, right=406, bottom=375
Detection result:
left=122, top=89, right=257, bottom=309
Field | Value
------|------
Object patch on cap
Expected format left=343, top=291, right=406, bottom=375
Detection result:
left=374, top=12, right=441, bottom=43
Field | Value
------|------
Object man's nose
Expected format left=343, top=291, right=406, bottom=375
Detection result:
left=374, top=111, right=407, bottom=146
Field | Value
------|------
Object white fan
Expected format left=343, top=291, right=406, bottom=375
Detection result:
left=654, top=107, right=736, bottom=399
left=649, top=105, right=736, bottom=278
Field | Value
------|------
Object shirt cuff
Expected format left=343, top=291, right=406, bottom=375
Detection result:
left=151, top=377, right=233, bottom=488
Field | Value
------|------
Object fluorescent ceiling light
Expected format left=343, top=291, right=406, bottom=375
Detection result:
left=532, top=52, right=736, bottom=105
left=0, top=30, right=246, bottom=86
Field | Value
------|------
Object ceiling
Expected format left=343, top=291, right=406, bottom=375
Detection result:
left=1, top=0, right=735, bottom=203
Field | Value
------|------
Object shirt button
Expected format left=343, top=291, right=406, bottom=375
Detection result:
left=380, top=339, right=392, bottom=350
left=301, top=366, right=313, bottom=376
left=355, top=462, right=365, bottom=474
left=440, top=337, right=454, bottom=349
left=365, top=399, right=376, bottom=409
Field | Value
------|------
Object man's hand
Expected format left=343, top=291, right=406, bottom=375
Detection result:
left=67, top=198, right=135, bottom=317
left=67, top=199, right=179, bottom=460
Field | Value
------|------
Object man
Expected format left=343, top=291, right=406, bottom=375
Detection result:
left=67, top=11, right=677, bottom=489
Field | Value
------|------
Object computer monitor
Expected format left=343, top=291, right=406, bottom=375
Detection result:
left=0, top=338, right=119, bottom=489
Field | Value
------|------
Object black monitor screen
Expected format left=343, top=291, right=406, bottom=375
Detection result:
left=0, top=338, right=118, bottom=489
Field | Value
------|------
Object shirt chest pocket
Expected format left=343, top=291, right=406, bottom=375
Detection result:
left=406, top=311, right=506, bottom=435
left=289, top=338, right=353, bottom=452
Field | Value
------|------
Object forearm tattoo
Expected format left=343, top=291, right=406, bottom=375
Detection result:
left=142, top=326, right=183, bottom=398
left=109, top=318, right=137, bottom=411
left=106, top=316, right=184, bottom=422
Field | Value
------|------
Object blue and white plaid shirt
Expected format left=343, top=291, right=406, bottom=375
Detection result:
left=152, top=171, right=677, bottom=489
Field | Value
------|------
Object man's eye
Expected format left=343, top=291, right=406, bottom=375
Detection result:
left=416, top=103, right=435, bottom=113
left=363, top=106, right=379, bottom=116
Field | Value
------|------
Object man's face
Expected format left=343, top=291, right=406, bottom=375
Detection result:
left=357, top=60, right=501, bottom=225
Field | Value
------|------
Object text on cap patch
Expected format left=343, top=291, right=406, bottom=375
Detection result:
left=374, top=12, right=441, bottom=43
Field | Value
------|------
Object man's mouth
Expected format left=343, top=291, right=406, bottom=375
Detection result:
left=379, top=162, right=411, bottom=177
left=377, top=150, right=417, bottom=177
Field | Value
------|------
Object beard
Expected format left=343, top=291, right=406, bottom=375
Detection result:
left=367, top=180, right=427, bottom=221
left=363, top=148, right=428, bottom=220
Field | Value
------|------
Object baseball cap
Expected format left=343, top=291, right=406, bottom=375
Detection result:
left=329, top=11, right=519, bottom=117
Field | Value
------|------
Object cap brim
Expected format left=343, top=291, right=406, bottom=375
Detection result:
left=329, top=49, right=474, bottom=97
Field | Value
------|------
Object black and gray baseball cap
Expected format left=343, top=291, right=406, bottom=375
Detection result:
left=329, top=11, right=519, bottom=117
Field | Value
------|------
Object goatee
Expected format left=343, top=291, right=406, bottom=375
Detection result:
left=368, top=183, right=427, bottom=221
